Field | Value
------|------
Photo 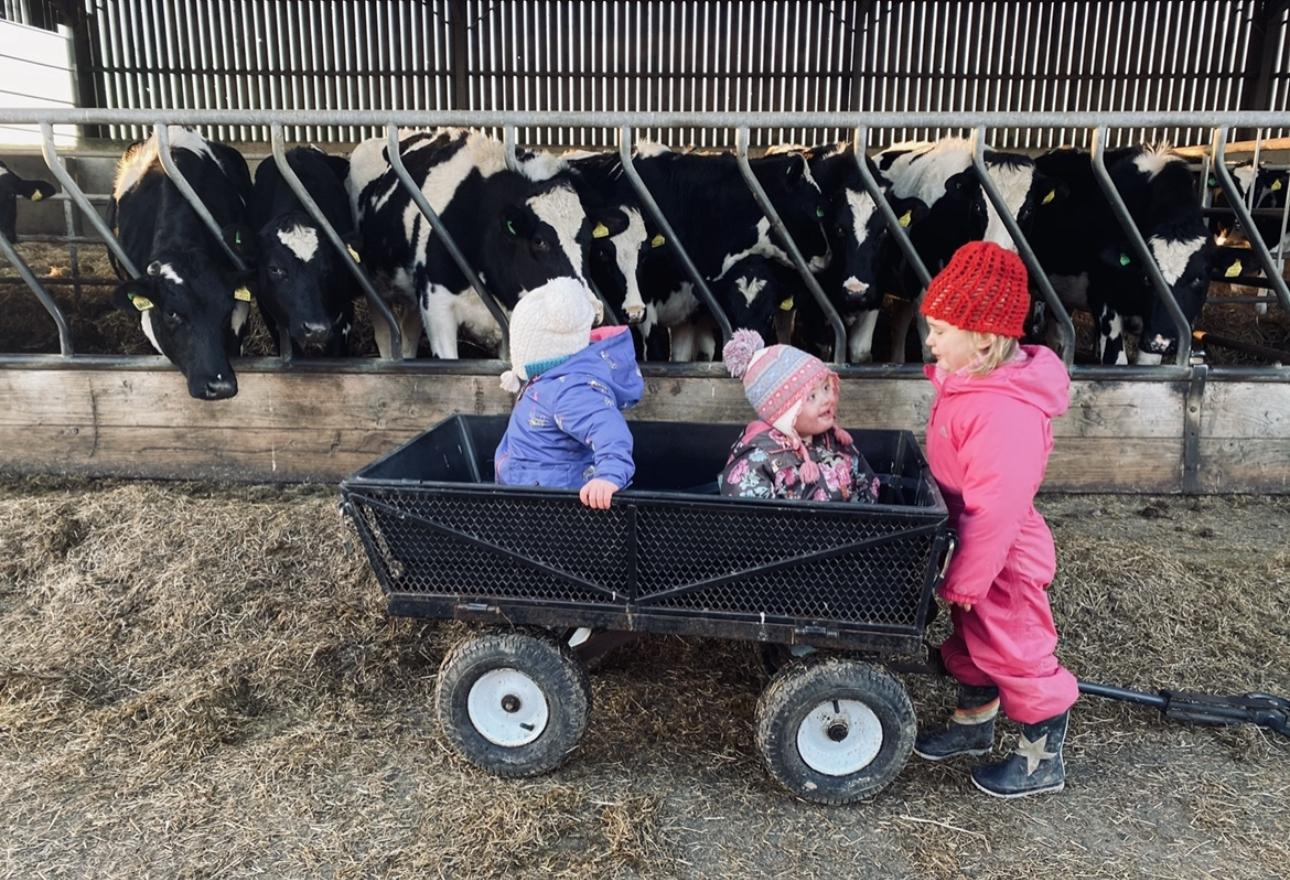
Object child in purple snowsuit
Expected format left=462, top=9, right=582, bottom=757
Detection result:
left=494, top=278, right=644, bottom=509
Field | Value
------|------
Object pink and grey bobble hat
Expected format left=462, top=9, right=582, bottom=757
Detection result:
left=499, top=277, right=600, bottom=393
left=722, top=328, right=847, bottom=482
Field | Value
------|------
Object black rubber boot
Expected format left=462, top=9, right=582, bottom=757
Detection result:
left=913, top=684, right=999, bottom=762
left=970, top=710, right=1069, bottom=798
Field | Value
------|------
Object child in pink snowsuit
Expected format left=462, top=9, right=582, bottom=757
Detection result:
left=913, top=240, right=1080, bottom=799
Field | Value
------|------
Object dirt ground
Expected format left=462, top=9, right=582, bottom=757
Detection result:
left=0, top=478, right=1287, bottom=880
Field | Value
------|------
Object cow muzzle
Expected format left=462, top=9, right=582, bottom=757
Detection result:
left=299, top=321, right=333, bottom=346
left=624, top=303, right=646, bottom=324
left=195, top=375, right=238, bottom=401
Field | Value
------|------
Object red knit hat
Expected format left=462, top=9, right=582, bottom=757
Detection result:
left=920, top=241, right=1030, bottom=338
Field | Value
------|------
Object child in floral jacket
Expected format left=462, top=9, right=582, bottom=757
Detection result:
left=719, top=329, right=880, bottom=504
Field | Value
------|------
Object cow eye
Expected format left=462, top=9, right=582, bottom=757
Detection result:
left=267, top=265, right=286, bottom=281
left=835, top=223, right=848, bottom=238
left=165, top=309, right=183, bottom=325
left=815, top=206, right=826, bottom=220
left=593, top=245, right=613, bottom=262
left=532, top=238, right=552, bottom=254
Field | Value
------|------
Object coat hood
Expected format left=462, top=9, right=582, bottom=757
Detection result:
left=924, top=344, right=1070, bottom=419
left=536, top=324, right=644, bottom=408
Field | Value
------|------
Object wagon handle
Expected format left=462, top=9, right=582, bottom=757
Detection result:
left=936, top=532, right=958, bottom=583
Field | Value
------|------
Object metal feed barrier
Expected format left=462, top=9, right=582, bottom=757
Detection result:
left=1, top=108, right=1289, bottom=377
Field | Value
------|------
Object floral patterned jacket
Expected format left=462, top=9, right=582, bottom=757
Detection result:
left=719, top=421, right=881, bottom=503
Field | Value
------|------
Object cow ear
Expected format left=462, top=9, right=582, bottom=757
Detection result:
left=1036, top=177, right=1069, bottom=207
left=222, top=223, right=256, bottom=260
left=589, top=208, right=629, bottom=240
left=113, top=277, right=162, bottom=314
left=323, top=153, right=350, bottom=182
left=784, top=158, right=804, bottom=184
left=500, top=204, right=536, bottom=239
left=15, top=179, right=56, bottom=202
left=887, top=195, right=929, bottom=230
left=944, top=168, right=977, bottom=195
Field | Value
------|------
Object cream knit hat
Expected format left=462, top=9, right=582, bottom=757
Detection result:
left=499, top=277, right=599, bottom=392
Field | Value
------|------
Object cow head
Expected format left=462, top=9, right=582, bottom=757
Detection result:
left=113, top=252, right=252, bottom=400
left=1097, top=234, right=1213, bottom=362
left=250, top=212, right=357, bottom=351
left=715, top=256, right=793, bottom=345
left=0, top=161, right=57, bottom=242
left=825, top=187, right=929, bottom=312
left=486, top=179, right=591, bottom=308
left=585, top=205, right=652, bottom=324
left=752, top=153, right=831, bottom=272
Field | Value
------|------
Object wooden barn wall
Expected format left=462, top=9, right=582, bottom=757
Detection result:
left=2, top=364, right=1286, bottom=493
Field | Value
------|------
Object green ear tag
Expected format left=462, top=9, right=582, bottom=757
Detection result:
left=1208, top=175, right=1217, bottom=187
left=1119, top=253, right=1132, bottom=267
left=235, top=230, right=242, bottom=246
left=505, top=219, right=517, bottom=236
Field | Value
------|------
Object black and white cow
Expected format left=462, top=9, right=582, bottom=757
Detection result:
left=250, top=147, right=358, bottom=356
left=0, top=160, right=56, bottom=242
left=876, top=138, right=1065, bottom=361
left=777, top=142, right=929, bottom=362
left=1209, top=161, right=1289, bottom=316
left=614, top=142, right=832, bottom=359
left=1031, top=144, right=1214, bottom=365
left=110, top=126, right=254, bottom=400
left=347, top=128, right=600, bottom=359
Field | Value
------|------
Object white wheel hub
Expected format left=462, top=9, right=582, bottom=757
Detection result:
left=467, top=667, right=550, bottom=747
left=796, top=698, right=883, bottom=776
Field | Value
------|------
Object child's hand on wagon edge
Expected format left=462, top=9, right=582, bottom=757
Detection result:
left=579, top=478, right=619, bottom=510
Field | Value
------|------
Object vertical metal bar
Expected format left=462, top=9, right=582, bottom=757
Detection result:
left=154, top=124, right=246, bottom=273
left=852, top=126, right=931, bottom=289
left=616, top=124, right=730, bottom=340
left=0, top=227, right=73, bottom=356
left=268, top=123, right=401, bottom=359
left=969, top=126, right=1075, bottom=367
left=384, top=124, right=509, bottom=338
left=734, top=127, right=844, bottom=361
left=40, top=123, right=139, bottom=278
left=1212, top=127, right=1290, bottom=311
left=1089, top=125, right=1191, bottom=365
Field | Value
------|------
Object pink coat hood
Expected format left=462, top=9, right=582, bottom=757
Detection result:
left=923, top=345, right=1070, bottom=605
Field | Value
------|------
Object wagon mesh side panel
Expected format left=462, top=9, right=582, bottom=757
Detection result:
left=634, top=504, right=935, bottom=627
left=349, top=488, right=631, bottom=605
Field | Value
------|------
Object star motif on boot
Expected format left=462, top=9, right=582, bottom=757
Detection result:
left=1014, top=732, right=1057, bottom=776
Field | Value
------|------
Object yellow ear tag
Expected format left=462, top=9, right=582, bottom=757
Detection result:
left=129, top=294, right=154, bottom=312
left=1272, top=179, right=1284, bottom=192
left=1224, top=259, right=1243, bottom=278
left=31, top=190, right=44, bottom=202
left=1042, top=189, right=1056, bottom=205
left=233, top=286, right=253, bottom=302
left=898, top=210, right=912, bottom=228
left=650, top=233, right=666, bottom=248
left=346, top=244, right=361, bottom=263
left=592, top=222, right=610, bottom=239
left=778, top=297, right=794, bottom=311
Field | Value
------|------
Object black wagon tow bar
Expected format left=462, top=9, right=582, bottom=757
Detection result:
left=1078, top=681, right=1290, bottom=738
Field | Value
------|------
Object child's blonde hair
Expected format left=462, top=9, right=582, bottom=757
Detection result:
left=967, top=332, right=1020, bottom=376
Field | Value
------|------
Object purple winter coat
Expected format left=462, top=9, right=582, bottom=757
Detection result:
left=494, top=326, right=644, bottom=490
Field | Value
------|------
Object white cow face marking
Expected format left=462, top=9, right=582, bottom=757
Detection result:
left=735, top=274, right=767, bottom=306
left=276, top=224, right=320, bottom=263
left=611, top=207, right=648, bottom=317
left=1148, top=235, right=1208, bottom=285
left=527, top=185, right=587, bottom=280
left=983, top=163, right=1035, bottom=249
left=155, top=262, right=184, bottom=285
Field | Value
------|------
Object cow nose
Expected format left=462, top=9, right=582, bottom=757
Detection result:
left=202, top=377, right=238, bottom=400
left=843, top=277, right=869, bottom=296
left=300, top=321, right=331, bottom=344
left=624, top=304, right=646, bottom=324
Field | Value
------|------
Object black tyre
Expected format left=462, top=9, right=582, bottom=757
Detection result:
left=435, top=629, right=591, bottom=778
left=755, top=657, right=916, bottom=805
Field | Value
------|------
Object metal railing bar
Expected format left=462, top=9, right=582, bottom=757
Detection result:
left=154, top=123, right=247, bottom=272
left=1211, top=128, right=1290, bottom=312
left=733, top=126, right=846, bottom=362
left=40, top=123, right=140, bottom=279
left=268, top=123, right=402, bottom=359
left=383, top=123, right=508, bottom=342
left=1089, top=125, right=1191, bottom=365
left=969, top=127, right=1076, bottom=367
left=0, top=229, right=73, bottom=357
left=615, top=124, right=731, bottom=343
left=852, top=127, right=932, bottom=290
left=4, top=109, right=1290, bottom=129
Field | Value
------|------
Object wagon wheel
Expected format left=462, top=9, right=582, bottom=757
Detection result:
left=755, top=657, right=916, bottom=805
left=435, top=629, right=591, bottom=778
